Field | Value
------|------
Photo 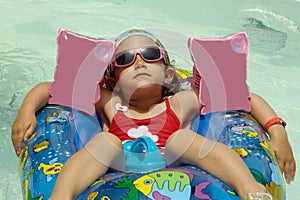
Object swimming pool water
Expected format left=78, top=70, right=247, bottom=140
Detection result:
left=0, top=0, right=299, bottom=199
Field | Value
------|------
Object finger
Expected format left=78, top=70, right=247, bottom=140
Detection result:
left=285, top=172, right=291, bottom=184
left=11, top=133, right=23, bottom=156
left=283, top=163, right=294, bottom=184
left=24, top=123, right=36, bottom=141
left=284, top=158, right=296, bottom=184
left=12, top=123, right=31, bottom=156
left=13, top=142, right=21, bottom=156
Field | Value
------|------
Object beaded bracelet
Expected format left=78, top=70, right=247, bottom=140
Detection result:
left=264, top=117, right=287, bottom=132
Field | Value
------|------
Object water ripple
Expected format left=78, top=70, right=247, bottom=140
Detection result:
left=0, top=43, right=52, bottom=109
left=241, top=8, right=300, bottom=34
left=243, top=18, right=287, bottom=51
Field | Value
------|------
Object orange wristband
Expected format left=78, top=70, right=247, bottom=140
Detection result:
left=264, top=117, right=286, bottom=131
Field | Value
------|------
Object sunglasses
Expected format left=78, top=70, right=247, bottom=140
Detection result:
left=111, top=46, right=167, bottom=73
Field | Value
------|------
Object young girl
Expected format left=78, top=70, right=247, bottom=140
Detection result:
left=12, top=29, right=295, bottom=199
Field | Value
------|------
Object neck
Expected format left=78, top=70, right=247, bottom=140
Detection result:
left=128, top=95, right=163, bottom=112
left=120, top=87, right=163, bottom=112
left=119, top=84, right=164, bottom=111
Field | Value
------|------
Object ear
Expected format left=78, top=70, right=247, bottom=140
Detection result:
left=164, top=67, right=175, bottom=85
left=105, top=77, right=117, bottom=90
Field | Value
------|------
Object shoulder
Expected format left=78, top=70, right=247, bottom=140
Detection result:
left=171, top=90, right=199, bottom=107
left=96, top=87, right=123, bottom=118
left=168, top=90, right=201, bottom=125
left=95, top=87, right=120, bottom=129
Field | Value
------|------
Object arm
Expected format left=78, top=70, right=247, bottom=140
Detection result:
left=11, top=82, right=52, bottom=156
left=249, top=93, right=296, bottom=183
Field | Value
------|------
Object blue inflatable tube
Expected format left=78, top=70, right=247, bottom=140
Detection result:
left=191, top=110, right=286, bottom=199
left=19, top=106, right=285, bottom=199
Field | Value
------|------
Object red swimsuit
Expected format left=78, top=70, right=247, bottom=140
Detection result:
left=108, top=98, right=181, bottom=152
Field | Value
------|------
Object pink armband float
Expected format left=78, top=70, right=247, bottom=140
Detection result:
left=49, top=29, right=115, bottom=115
left=188, top=32, right=251, bottom=114
left=264, top=117, right=287, bottom=132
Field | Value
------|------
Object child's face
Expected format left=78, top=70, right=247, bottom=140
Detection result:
left=112, top=35, right=174, bottom=98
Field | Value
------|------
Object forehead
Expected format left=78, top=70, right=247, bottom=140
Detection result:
left=116, top=35, right=157, bottom=52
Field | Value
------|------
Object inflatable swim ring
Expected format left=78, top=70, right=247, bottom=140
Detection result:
left=18, top=29, right=285, bottom=199
left=19, top=106, right=285, bottom=199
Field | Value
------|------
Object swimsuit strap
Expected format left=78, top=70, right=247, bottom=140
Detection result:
left=164, top=97, right=172, bottom=111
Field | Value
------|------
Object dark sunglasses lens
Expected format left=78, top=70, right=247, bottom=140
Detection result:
left=115, top=51, right=135, bottom=66
left=141, top=47, right=161, bottom=60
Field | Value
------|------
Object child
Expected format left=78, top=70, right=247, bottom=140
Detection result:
left=12, top=29, right=294, bottom=199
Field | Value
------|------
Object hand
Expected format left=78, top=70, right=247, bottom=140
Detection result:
left=11, top=111, right=36, bottom=156
left=268, top=126, right=296, bottom=184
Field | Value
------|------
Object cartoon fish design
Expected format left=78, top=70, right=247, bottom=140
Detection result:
left=38, top=162, right=63, bottom=175
left=234, top=148, right=249, bottom=157
left=260, top=141, right=275, bottom=156
left=133, top=170, right=212, bottom=200
left=45, top=112, right=69, bottom=125
left=46, top=112, right=59, bottom=123
left=19, top=145, right=29, bottom=172
left=33, top=140, right=49, bottom=152
left=242, top=128, right=258, bottom=138
left=28, top=131, right=37, bottom=141
left=87, top=192, right=99, bottom=200
left=100, top=196, right=110, bottom=200
left=231, top=126, right=258, bottom=138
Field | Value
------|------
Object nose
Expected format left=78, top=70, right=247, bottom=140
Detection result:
left=134, top=54, right=147, bottom=69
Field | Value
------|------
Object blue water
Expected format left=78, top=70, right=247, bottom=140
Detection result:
left=0, top=0, right=299, bottom=199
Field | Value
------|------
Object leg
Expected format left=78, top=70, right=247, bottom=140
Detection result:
left=165, top=129, right=266, bottom=198
left=49, top=132, right=125, bottom=200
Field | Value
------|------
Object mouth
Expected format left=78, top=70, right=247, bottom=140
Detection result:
left=134, top=73, right=150, bottom=79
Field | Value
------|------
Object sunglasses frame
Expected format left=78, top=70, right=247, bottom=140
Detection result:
left=110, top=46, right=167, bottom=74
